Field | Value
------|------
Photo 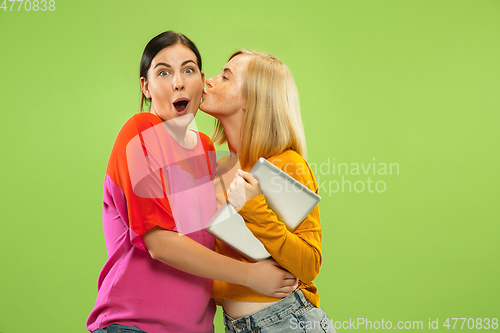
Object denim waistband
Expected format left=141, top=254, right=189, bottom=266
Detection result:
left=223, top=289, right=314, bottom=331
left=93, top=323, right=147, bottom=333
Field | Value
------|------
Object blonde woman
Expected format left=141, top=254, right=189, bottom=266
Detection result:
left=200, top=50, right=333, bottom=332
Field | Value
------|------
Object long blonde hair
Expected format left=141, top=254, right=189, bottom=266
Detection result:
left=213, top=50, right=307, bottom=168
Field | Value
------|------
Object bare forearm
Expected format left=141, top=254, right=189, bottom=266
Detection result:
left=143, top=227, right=298, bottom=298
left=145, top=227, right=251, bottom=286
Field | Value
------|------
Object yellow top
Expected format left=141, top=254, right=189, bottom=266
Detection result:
left=212, top=150, right=322, bottom=306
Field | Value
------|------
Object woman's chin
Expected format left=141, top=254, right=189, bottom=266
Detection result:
left=164, top=113, right=195, bottom=129
left=199, top=106, right=220, bottom=119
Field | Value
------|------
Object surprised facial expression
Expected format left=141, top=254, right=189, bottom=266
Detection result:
left=141, top=44, right=205, bottom=126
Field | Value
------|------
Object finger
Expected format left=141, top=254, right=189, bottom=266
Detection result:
left=235, top=172, right=245, bottom=186
left=282, top=271, right=297, bottom=279
left=226, top=188, right=233, bottom=204
left=278, top=284, right=299, bottom=295
left=238, top=169, right=259, bottom=187
left=281, top=276, right=299, bottom=285
left=281, top=283, right=299, bottom=292
left=281, top=279, right=299, bottom=287
left=243, top=180, right=255, bottom=193
left=228, top=179, right=239, bottom=193
left=273, top=287, right=297, bottom=297
left=229, top=177, right=238, bottom=188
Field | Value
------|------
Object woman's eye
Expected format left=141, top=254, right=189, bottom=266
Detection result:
left=159, top=70, right=170, bottom=76
left=184, top=68, right=194, bottom=74
left=221, top=75, right=227, bottom=80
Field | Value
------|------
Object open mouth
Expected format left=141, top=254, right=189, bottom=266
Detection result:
left=173, top=99, right=189, bottom=113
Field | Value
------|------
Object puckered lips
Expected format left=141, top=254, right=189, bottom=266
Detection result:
left=173, top=97, right=190, bottom=115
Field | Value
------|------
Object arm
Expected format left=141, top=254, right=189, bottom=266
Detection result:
left=115, top=116, right=298, bottom=296
left=227, top=169, right=322, bottom=284
left=143, top=226, right=298, bottom=298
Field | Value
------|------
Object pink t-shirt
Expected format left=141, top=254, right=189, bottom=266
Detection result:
left=87, top=113, right=217, bottom=333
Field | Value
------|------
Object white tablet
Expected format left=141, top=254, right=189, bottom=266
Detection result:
left=249, top=157, right=321, bottom=231
left=205, top=202, right=271, bottom=261
left=205, top=157, right=321, bottom=261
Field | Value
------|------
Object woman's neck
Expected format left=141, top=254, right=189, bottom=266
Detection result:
left=218, top=111, right=245, bottom=156
left=164, top=123, right=191, bottom=147
left=150, top=110, right=194, bottom=148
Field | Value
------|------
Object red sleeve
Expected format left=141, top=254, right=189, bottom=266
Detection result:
left=198, top=132, right=217, bottom=177
left=106, top=113, right=176, bottom=250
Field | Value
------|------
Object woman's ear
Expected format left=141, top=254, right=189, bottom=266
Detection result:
left=140, top=77, right=151, bottom=99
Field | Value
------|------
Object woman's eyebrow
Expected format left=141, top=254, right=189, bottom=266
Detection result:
left=153, top=60, right=196, bottom=69
left=182, top=60, right=197, bottom=66
left=222, top=68, right=232, bottom=75
left=154, top=62, right=170, bottom=69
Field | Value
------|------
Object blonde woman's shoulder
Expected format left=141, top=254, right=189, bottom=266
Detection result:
left=268, top=149, right=305, bottom=167
left=268, top=150, right=316, bottom=191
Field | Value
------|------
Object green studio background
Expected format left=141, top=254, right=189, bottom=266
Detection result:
left=0, top=0, right=499, bottom=332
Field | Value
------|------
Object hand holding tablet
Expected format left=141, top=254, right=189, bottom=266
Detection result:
left=226, top=169, right=262, bottom=210
left=205, top=158, right=321, bottom=261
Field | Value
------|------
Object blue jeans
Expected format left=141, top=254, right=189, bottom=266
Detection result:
left=223, top=289, right=336, bottom=332
left=93, top=324, right=147, bottom=333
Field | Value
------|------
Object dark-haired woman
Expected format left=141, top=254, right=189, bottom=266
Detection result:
left=86, top=31, right=297, bottom=333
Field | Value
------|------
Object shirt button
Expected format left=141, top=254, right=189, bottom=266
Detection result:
left=235, top=322, right=245, bottom=329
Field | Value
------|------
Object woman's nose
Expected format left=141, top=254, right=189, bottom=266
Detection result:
left=206, top=76, right=214, bottom=88
left=173, top=74, right=185, bottom=91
